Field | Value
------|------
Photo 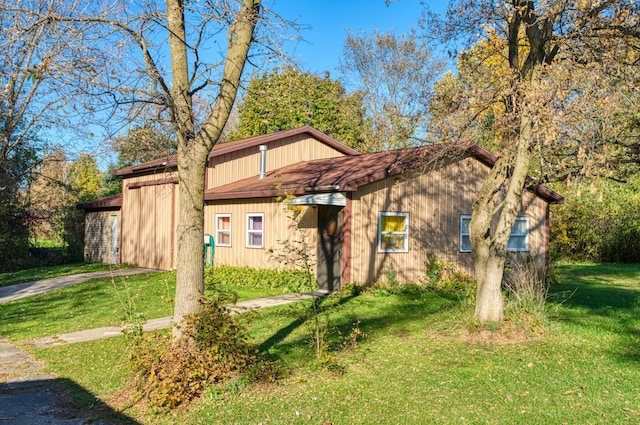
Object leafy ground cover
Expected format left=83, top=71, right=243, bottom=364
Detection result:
left=0, top=262, right=124, bottom=288
left=5, top=263, right=640, bottom=424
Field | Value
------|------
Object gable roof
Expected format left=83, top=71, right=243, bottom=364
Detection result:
left=113, top=126, right=359, bottom=177
left=204, top=142, right=564, bottom=205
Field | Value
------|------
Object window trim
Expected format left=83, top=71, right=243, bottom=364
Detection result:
left=459, top=214, right=529, bottom=253
left=215, top=213, right=232, bottom=247
left=246, top=213, right=264, bottom=249
left=377, top=212, right=409, bottom=253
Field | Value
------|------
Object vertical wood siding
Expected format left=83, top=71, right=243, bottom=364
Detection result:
left=204, top=199, right=318, bottom=269
left=349, top=157, right=550, bottom=285
left=121, top=171, right=178, bottom=270
left=83, top=211, right=120, bottom=264
left=207, top=134, right=347, bottom=188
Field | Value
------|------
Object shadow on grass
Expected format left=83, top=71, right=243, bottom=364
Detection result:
left=0, top=377, right=138, bottom=424
left=257, top=289, right=456, bottom=360
left=549, top=264, right=640, bottom=364
left=257, top=293, right=359, bottom=355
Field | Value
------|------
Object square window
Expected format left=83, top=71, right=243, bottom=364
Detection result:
left=215, top=214, right=231, bottom=247
left=378, top=212, right=409, bottom=252
left=246, top=213, right=264, bottom=248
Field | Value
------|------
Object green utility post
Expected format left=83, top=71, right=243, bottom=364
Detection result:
left=203, top=234, right=215, bottom=268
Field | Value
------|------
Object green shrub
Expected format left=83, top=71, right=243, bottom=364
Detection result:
left=204, top=265, right=314, bottom=293
left=551, top=177, right=640, bottom=263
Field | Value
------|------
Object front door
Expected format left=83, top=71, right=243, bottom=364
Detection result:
left=317, top=206, right=343, bottom=291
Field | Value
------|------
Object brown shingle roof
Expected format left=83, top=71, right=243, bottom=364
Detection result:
left=113, top=126, right=359, bottom=177
left=205, top=143, right=564, bottom=205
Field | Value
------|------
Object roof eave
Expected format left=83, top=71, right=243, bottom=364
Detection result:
left=77, top=194, right=123, bottom=210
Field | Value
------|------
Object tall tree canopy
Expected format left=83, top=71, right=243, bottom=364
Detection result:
left=231, top=66, right=369, bottom=150
left=425, top=0, right=640, bottom=322
left=340, top=29, right=444, bottom=151
left=28, top=149, right=104, bottom=258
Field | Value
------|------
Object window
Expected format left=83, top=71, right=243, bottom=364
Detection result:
left=246, top=213, right=264, bottom=248
left=460, top=215, right=472, bottom=252
left=215, top=214, right=231, bottom=247
left=378, top=212, right=409, bottom=252
left=460, top=215, right=529, bottom=252
left=507, top=217, right=529, bottom=252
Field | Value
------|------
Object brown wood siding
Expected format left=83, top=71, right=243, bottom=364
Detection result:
left=121, top=176, right=177, bottom=270
left=83, top=211, right=120, bottom=264
left=206, top=134, right=348, bottom=189
left=204, top=199, right=318, bottom=269
left=349, top=157, right=550, bottom=285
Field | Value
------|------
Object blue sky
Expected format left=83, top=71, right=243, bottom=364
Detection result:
left=273, top=0, right=449, bottom=77
left=86, top=1, right=451, bottom=167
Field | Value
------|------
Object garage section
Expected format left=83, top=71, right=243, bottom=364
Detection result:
left=121, top=180, right=177, bottom=270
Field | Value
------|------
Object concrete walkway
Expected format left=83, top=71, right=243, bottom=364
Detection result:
left=24, top=290, right=330, bottom=348
left=0, top=268, right=158, bottom=304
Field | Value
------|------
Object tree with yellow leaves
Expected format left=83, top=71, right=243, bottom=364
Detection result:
left=425, top=0, right=640, bottom=323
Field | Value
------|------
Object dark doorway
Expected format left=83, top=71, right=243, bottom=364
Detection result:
left=317, top=206, right=343, bottom=291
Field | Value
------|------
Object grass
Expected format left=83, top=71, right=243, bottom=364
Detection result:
left=29, top=238, right=65, bottom=248
left=0, top=262, right=125, bottom=288
left=3, top=263, right=640, bottom=424
left=0, top=269, right=284, bottom=341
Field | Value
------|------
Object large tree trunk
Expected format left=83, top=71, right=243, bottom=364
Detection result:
left=173, top=145, right=210, bottom=336
left=470, top=95, right=537, bottom=323
left=169, top=0, right=260, bottom=340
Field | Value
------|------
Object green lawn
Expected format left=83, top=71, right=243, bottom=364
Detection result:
left=4, top=263, right=640, bottom=424
left=0, top=269, right=284, bottom=341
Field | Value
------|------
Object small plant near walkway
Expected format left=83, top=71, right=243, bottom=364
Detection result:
left=128, top=291, right=279, bottom=412
left=204, top=264, right=310, bottom=294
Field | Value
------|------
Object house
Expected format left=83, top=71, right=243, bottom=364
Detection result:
left=78, top=126, right=563, bottom=290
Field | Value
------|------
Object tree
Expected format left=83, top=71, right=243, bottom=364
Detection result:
left=231, top=66, right=369, bottom=150
left=166, top=0, right=262, bottom=339
left=12, top=0, right=280, bottom=339
left=0, top=0, right=93, bottom=269
left=111, top=124, right=177, bottom=166
left=340, top=29, right=444, bottom=151
left=28, top=148, right=104, bottom=260
left=425, top=1, right=640, bottom=322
